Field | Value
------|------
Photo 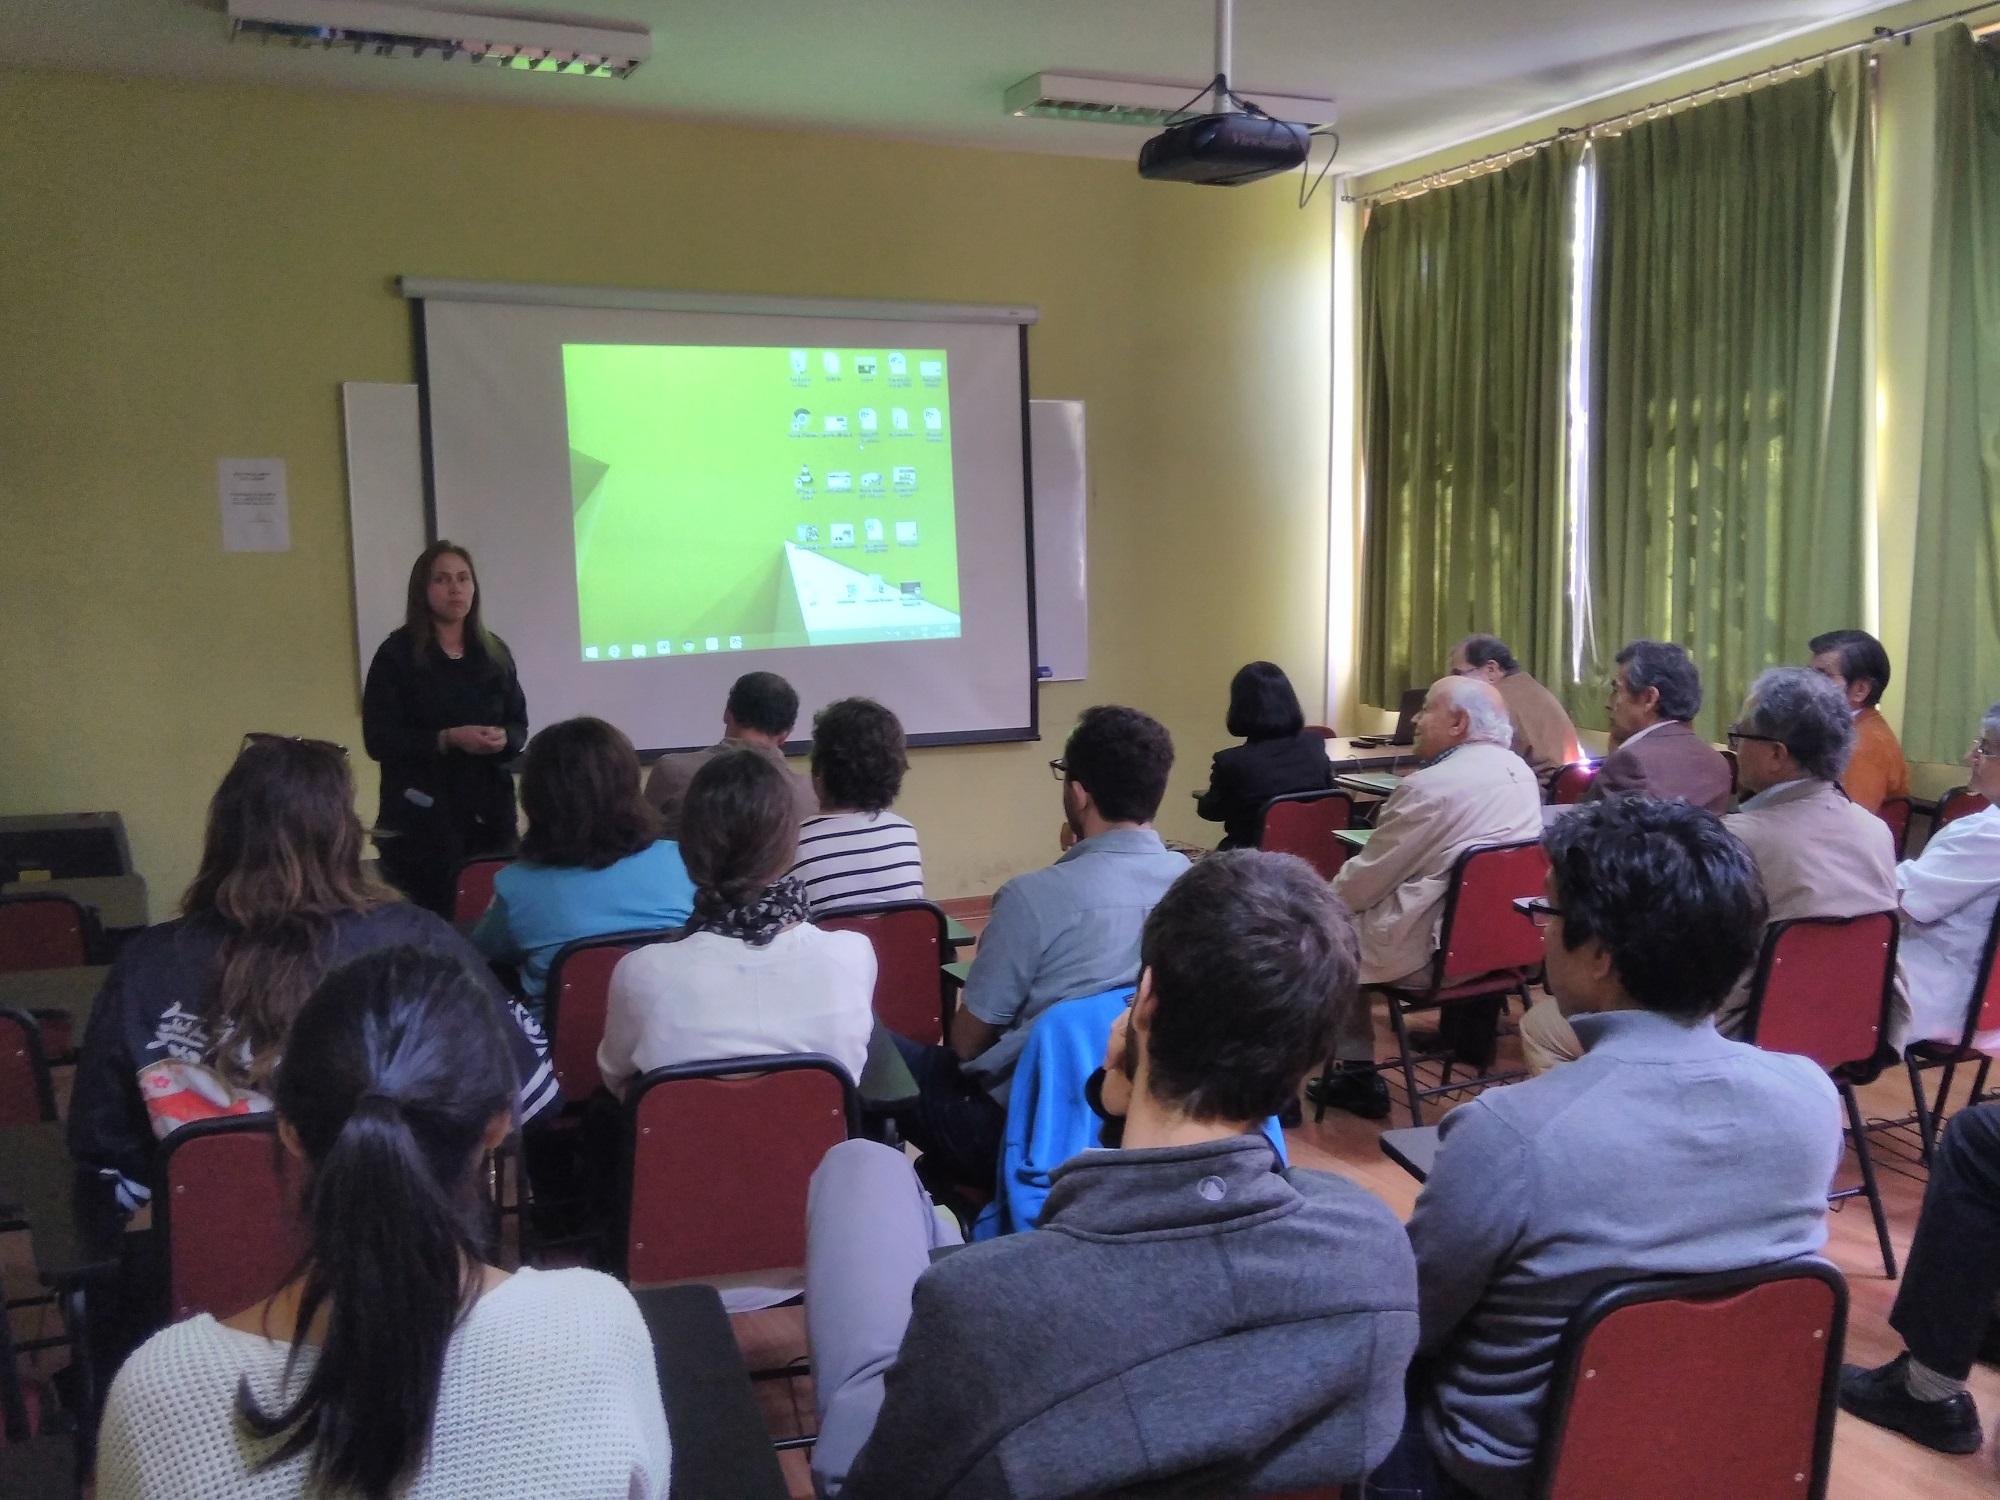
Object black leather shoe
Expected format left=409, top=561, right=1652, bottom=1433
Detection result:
left=1839, top=1356, right=1982, bottom=1455
left=1305, top=1067, right=1391, bottom=1121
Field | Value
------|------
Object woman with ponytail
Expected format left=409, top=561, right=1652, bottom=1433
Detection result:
left=69, top=736, right=559, bottom=1215
left=98, top=947, right=669, bottom=1498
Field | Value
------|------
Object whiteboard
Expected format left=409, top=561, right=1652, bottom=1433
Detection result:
left=1030, top=399, right=1088, bottom=682
left=341, top=382, right=427, bottom=701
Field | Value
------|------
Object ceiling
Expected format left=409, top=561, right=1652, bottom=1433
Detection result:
left=7, top=0, right=1900, bottom=174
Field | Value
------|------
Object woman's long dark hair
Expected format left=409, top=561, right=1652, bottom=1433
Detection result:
left=182, top=739, right=387, bottom=1089
left=403, top=540, right=508, bottom=669
left=680, top=748, right=799, bottom=918
left=518, top=717, right=659, bottom=869
left=239, top=946, right=517, bottom=1498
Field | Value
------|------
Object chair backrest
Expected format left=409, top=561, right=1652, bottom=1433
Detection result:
left=815, top=901, right=950, bottom=1046
left=1436, top=841, right=1551, bottom=986
left=621, top=1054, right=859, bottom=1285
left=1876, top=796, right=1914, bottom=858
left=1937, top=785, right=1989, bottom=828
left=1951, top=900, right=2000, bottom=1047
left=0, top=1008, right=56, bottom=1126
left=1256, top=790, right=1356, bottom=880
left=451, top=856, right=511, bottom=927
left=1743, top=914, right=1898, bottom=1072
left=155, top=1115, right=309, bottom=1321
left=1302, top=724, right=1338, bottom=741
left=1533, top=1259, right=1846, bottom=1500
left=1548, top=762, right=1596, bottom=805
left=545, top=928, right=679, bottom=1103
left=0, top=895, right=91, bottom=973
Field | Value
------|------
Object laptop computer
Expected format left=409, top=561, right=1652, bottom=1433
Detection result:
left=1350, top=688, right=1428, bottom=748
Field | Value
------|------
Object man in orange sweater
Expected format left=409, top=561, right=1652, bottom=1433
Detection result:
left=1809, top=628, right=1911, bottom=814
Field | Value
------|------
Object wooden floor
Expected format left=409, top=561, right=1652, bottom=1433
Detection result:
left=735, top=1005, right=2000, bottom=1500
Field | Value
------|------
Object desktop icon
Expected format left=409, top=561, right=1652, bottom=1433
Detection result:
left=860, top=471, right=884, bottom=493
left=829, top=523, right=856, bottom=548
left=863, top=518, right=885, bottom=545
left=922, top=406, right=942, bottom=433
left=795, top=465, right=814, bottom=491
left=705, top=637, right=721, bottom=652
left=608, top=644, right=622, bottom=659
left=790, top=408, right=811, bottom=435
left=919, top=359, right=942, bottom=384
left=788, top=350, right=809, bottom=377
left=828, top=471, right=853, bottom=492
left=858, top=408, right=878, bottom=434
left=728, top=635, right=744, bottom=649
left=901, top=581, right=924, bottom=599
left=821, top=351, right=841, bottom=377
left=824, top=414, right=848, bottom=436
left=892, top=466, right=917, bottom=491
left=584, top=646, right=600, bottom=660
left=887, top=352, right=908, bottom=379
left=631, top=644, right=647, bottom=658
left=895, top=520, right=919, bottom=545
left=856, top=355, right=878, bottom=379
left=890, top=408, right=910, bottom=432
left=796, top=523, right=821, bottom=544
left=683, top=641, right=696, bottom=655
left=657, top=641, right=673, bottom=656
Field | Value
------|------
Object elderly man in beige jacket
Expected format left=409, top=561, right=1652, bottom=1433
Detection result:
left=1521, top=665, right=1907, bottom=1071
left=1309, top=676, right=1545, bottom=1118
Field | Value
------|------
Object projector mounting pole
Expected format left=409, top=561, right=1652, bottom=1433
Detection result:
left=1213, top=0, right=1234, bottom=112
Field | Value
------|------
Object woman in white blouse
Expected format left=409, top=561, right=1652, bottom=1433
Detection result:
left=598, top=747, right=876, bottom=1097
left=98, top=947, right=669, bottom=1500
left=1900, top=704, right=2000, bottom=1048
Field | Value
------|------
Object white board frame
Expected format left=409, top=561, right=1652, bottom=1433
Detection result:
left=1029, top=399, right=1088, bottom=683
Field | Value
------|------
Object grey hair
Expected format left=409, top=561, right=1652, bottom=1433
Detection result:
left=1436, top=676, right=1514, bottom=748
left=1743, top=667, right=1854, bottom=782
left=1616, top=640, right=1703, bottom=722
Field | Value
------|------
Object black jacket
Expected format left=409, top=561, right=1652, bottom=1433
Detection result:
left=1195, top=732, right=1337, bottom=849
left=67, top=903, right=559, bottom=1210
left=361, top=626, right=528, bottom=844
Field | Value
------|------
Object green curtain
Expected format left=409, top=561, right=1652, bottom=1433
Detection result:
left=1586, top=56, right=1873, bottom=741
left=1904, top=26, right=2000, bottom=764
left=1358, top=147, right=1577, bottom=709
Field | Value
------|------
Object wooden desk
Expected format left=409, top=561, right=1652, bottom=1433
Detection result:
left=3, top=874, right=149, bottom=931
left=1334, top=828, right=1375, bottom=851
left=1323, top=738, right=1421, bottom=775
left=1380, top=1124, right=1441, bottom=1183
left=0, top=966, right=108, bottom=1029
left=636, top=1284, right=790, bottom=1500
left=944, top=914, right=976, bottom=947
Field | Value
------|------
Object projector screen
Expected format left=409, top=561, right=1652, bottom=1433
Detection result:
left=405, top=283, right=1038, bottom=753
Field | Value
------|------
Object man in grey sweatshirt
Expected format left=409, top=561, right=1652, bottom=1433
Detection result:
left=803, top=849, right=1420, bottom=1499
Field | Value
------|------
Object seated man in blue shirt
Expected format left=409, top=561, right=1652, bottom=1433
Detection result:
left=1374, top=796, right=1843, bottom=1500
left=890, top=705, right=1189, bottom=1189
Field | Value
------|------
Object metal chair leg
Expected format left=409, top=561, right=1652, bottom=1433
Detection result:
left=1842, top=1082, right=1899, bottom=1279
left=1918, top=1055, right=1958, bottom=1166
left=1386, top=997, right=1424, bottom=1128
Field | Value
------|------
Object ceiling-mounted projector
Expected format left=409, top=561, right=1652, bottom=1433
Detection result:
left=225, top=0, right=652, bottom=79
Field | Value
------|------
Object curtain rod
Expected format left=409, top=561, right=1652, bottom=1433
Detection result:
left=1344, top=1, right=2000, bottom=205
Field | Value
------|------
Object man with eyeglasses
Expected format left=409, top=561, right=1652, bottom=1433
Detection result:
left=1448, top=634, right=1581, bottom=780
left=887, top=705, right=1188, bottom=1190
left=1715, top=665, right=1907, bottom=1037
left=1372, top=796, right=1841, bottom=1500
left=1579, top=640, right=1732, bottom=814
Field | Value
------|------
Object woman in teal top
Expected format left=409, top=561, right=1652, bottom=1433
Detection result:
left=473, top=717, right=695, bottom=1015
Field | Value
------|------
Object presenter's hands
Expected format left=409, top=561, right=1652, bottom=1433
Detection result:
left=441, top=725, right=509, bottom=755
left=1098, top=1008, right=1134, bottom=1119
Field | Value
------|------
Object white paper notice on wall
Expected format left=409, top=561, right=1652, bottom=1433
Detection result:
left=218, top=458, right=290, bottom=552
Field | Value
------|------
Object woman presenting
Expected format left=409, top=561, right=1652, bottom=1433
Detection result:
left=362, top=540, right=527, bottom=916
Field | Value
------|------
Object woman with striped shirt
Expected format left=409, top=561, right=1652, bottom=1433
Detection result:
left=791, top=697, right=926, bottom=916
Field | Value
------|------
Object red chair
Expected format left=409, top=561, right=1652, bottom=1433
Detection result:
left=1904, top=901, right=2000, bottom=1162
left=544, top=928, right=682, bottom=1105
left=1256, top=790, right=1356, bottom=881
left=1530, top=1259, right=1846, bottom=1500
left=1741, top=914, right=1900, bottom=1277
left=1935, top=785, right=1989, bottom=828
left=620, top=1054, right=860, bottom=1286
left=155, top=1116, right=310, bottom=1321
left=1876, top=796, right=1914, bottom=859
left=817, top=901, right=952, bottom=1046
left=0, top=1009, right=56, bottom=1127
left=1547, top=761, right=1596, bottom=805
left=1303, top=724, right=1338, bottom=741
left=1314, top=841, right=1549, bottom=1128
left=0, top=894, right=92, bottom=973
left=451, top=856, right=511, bottom=928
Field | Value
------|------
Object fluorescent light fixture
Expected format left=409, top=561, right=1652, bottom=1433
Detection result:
left=226, top=0, right=652, bottom=79
left=1004, top=71, right=1335, bottom=128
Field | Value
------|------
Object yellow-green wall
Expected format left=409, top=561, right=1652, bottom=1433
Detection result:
left=0, top=70, right=1332, bottom=908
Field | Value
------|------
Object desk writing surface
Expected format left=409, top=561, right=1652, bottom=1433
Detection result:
left=0, top=1122, right=128, bottom=1287
left=943, top=960, right=972, bottom=986
left=0, top=966, right=108, bottom=1026
left=1322, top=738, right=1418, bottom=774
left=1337, top=771, right=1405, bottom=798
left=1380, top=1125, right=1441, bottom=1183
left=1333, top=828, right=1374, bottom=850
left=944, top=915, right=976, bottom=946
left=2, top=874, right=149, bottom=929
